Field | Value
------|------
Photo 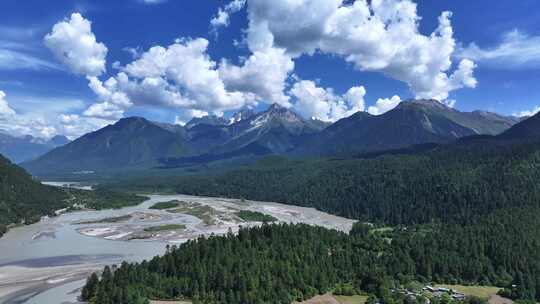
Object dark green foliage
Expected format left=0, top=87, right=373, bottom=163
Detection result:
left=465, top=296, right=488, bottom=304
left=143, top=224, right=186, bottom=232
left=84, top=224, right=385, bottom=304
left=149, top=201, right=180, bottom=210
left=236, top=210, right=277, bottom=222
left=66, top=188, right=146, bottom=210
left=173, top=139, right=540, bottom=225
left=333, top=283, right=358, bottom=296
left=0, top=154, right=68, bottom=236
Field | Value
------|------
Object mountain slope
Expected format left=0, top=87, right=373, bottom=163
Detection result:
left=216, top=104, right=324, bottom=154
left=22, top=101, right=519, bottom=175
left=0, top=133, right=70, bottom=163
left=0, top=154, right=67, bottom=236
left=295, top=99, right=518, bottom=156
left=159, top=104, right=326, bottom=167
left=185, top=115, right=229, bottom=129
left=22, top=117, right=190, bottom=176
left=498, top=110, right=540, bottom=140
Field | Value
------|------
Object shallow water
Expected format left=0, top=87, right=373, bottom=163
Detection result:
left=24, top=279, right=86, bottom=304
left=0, top=196, right=170, bottom=266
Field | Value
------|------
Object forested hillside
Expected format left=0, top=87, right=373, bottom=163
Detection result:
left=170, top=138, right=540, bottom=225
left=0, top=154, right=67, bottom=236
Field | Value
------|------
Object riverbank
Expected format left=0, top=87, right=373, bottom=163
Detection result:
left=0, top=263, right=100, bottom=304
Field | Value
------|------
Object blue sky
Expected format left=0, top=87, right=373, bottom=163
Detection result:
left=1, top=0, right=540, bottom=138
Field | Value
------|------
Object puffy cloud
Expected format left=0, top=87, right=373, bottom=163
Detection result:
left=83, top=101, right=124, bottom=120
left=290, top=80, right=365, bottom=122
left=87, top=76, right=131, bottom=108
left=0, top=90, right=16, bottom=117
left=43, top=13, right=265, bottom=124
left=443, top=99, right=456, bottom=108
left=367, top=95, right=401, bottom=115
left=514, top=105, right=540, bottom=118
left=210, top=0, right=246, bottom=31
left=118, top=38, right=254, bottom=111
left=0, top=90, right=109, bottom=139
left=244, top=0, right=477, bottom=101
left=57, top=114, right=112, bottom=139
left=58, top=114, right=80, bottom=124
left=219, top=47, right=294, bottom=107
left=174, top=109, right=209, bottom=126
left=458, top=30, right=540, bottom=69
left=80, top=37, right=298, bottom=123
left=44, top=13, right=107, bottom=77
left=344, top=86, right=367, bottom=113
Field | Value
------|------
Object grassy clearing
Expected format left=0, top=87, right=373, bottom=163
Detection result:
left=434, top=284, right=501, bottom=299
left=149, top=201, right=181, bottom=210
left=334, top=295, right=369, bottom=304
left=66, top=189, right=147, bottom=210
left=294, top=294, right=368, bottom=304
left=167, top=201, right=219, bottom=225
left=144, top=224, right=186, bottom=232
left=370, top=227, right=394, bottom=234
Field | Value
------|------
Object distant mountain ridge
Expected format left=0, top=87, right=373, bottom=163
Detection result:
left=22, top=104, right=325, bottom=175
left=294, top=99, right=519, bottom=156
left=0, top=133, right=70, bottom=163
left=498, top=110, right=540, bottom=140
left=22, top=100, right=520, bottom=176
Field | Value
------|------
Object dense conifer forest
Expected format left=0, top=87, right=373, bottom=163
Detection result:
left=86, top=137, right=540, bottom=303
left=171, top=139, right=540, bottom=225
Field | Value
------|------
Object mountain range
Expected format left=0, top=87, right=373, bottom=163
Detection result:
left=0, top=133, right=70, bottom=163
left=21, top=100, right=520, bottom=177
left=295, top=99, right=520, bottom=156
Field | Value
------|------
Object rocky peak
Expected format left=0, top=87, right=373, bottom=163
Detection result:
left=185, top=115, right=229, bottom=129
left=230, top=108, right=256, bottom=124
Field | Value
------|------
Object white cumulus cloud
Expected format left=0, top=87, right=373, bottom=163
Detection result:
left=244, top=0, right=477, bottom=101
left=514, top=105, right=540, bottom=118
left=0, top=90, right=16, bottom=117
left=44, top=13, right=108, bottom=77
left=219, top=47, right=294, bottom=107
left=81, top=38, right=265, bottom=121
left=0, top=90, right=109, bottom=139
left=210, top=0, right=246, bottom=32
left=174, top=109, right=209, bottom=126
left=290, top=80, right=366, bottom=122
left=367, top=95, right=402, bottom=115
